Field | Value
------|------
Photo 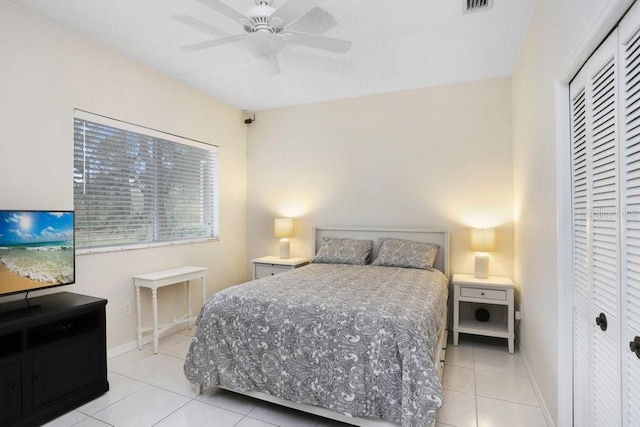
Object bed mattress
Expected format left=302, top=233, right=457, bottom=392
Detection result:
left=184, top=263, right=449, bottom=427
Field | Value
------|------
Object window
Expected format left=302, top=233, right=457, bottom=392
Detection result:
left=73, top=110, right=218, bottom=251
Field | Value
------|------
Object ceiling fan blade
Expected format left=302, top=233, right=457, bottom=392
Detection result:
left=270, top=0, right=322, bottom=27
left=197, top=0, right=248, bottom=23
left=261, top=55, right=280, bottom=76
left=181, top=35, right=245, bottom=52
left=287, top=7, right=337, bottom=35
left=285, top=31, right=352, bottom=53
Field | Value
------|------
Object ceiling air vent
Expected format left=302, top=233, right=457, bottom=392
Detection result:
left=464, top=0, right=493, bottom=13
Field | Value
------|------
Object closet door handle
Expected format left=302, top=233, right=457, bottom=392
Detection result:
left=595, top=313, right=608, bottom=331
left=631, top=337, right=640, bottom=359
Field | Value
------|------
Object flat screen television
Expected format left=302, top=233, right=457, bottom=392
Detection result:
left=0, top=210, right=75, bottom=299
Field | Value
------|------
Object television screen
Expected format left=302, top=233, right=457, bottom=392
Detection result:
left=0, top=210, right=75, bottom=297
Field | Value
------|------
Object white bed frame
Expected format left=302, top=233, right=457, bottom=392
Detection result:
left=208, top=227, right=451, bottom=427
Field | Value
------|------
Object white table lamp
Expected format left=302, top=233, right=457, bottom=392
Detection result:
left=471, top=228, right=496, bottom=279
left=274, top=218, right=294, bottom=259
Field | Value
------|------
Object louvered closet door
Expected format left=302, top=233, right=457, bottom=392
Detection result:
left=619, top=4, right=640, bottom=424
left=570, top=28, right=622, bottom=426
left=571, top=75, right=592, bottom=427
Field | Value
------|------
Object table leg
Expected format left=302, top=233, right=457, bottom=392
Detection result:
left=187, top=280, right=192, bottom=319
left=201, top=273, right=206, bottom=306
left=197, top=273, right=206, bottom=327
left=508, top=292, right=515, bottom=353
left=135, top=286, right=142, bottom=350
left=453, top=292, right=460, bottom=346
left=152, top=288, right=158, bottom=354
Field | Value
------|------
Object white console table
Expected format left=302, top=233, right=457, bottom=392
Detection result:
left=134, top=266, right=207, bottom=354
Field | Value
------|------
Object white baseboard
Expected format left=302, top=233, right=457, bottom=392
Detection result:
left=107, top=340, right=138, bottom=359
left=107, top=323, right=192, bottom=359
left=517, top=340, right=554, bottom=427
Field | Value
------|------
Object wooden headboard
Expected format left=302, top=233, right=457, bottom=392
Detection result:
left=312, top=226, right=450, bottom=278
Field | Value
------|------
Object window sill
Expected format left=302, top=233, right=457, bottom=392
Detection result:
left=76, top=237, right=219, bottom=256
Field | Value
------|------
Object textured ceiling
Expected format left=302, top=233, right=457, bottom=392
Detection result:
left=10, top=0, right=536, bottom=111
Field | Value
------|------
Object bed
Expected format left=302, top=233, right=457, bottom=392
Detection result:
left=184, top=227, right=450, bottom=427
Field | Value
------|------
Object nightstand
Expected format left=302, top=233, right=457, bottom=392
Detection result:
left=251, top=256, right=310, bottom=279
left=452, top=273, right=515, bottom=353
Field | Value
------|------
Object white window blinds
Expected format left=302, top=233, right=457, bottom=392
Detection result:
left=73, top=110, right=218, bottom=250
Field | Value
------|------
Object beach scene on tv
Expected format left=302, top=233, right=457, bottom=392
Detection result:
left=0, top=211, right=74, bottom=294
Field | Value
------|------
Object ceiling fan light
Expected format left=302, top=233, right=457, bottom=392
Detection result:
left=245, top=32, right=285, bottom=58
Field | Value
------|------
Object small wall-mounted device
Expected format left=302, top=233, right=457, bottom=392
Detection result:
left=242, top=110, right=255, bottom=124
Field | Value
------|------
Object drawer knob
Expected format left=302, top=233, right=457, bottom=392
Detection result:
left=481, top=292, right=485, bottom=296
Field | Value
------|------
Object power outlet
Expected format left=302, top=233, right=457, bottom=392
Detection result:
left=515, top=310, right=522, bottom=320
left=123, top=301, right=132, bottom=316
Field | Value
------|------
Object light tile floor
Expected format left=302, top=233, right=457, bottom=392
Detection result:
left=438, top=336, right=548, bottom=427
left=44, top=330, right=548, bottom=427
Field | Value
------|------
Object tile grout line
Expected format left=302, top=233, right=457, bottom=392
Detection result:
left=472, top=339, right=479, bottom=427
left=149, top=393, right=195, bottom=427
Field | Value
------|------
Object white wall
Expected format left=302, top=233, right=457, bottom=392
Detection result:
left=246, top=78, right=514, bottom=281
left=512, top=0, right=627, bottom=424
left=0, top=3, right=248, bottom=350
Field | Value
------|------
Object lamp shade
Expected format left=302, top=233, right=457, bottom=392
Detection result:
left=274, top=218, right=293, bottom=238
left=471, top=228, right=496, bottom=252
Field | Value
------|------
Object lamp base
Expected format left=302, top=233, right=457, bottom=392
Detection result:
left=475, top=253, right=489, bottom=279
left=279, top=238, right=290, bottom=259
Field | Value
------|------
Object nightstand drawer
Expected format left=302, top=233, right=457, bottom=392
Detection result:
left=255, top=264, right=289, bottom=279
left=460, top=287, right=506, bottom=301
left=251, top=257, right=310, bottom=280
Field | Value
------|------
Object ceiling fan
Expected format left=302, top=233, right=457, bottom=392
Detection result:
left=181, top=0, right=352, bottom=75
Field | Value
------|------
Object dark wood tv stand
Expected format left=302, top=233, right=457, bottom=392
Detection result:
left=0, top=292, right=109, bottom=426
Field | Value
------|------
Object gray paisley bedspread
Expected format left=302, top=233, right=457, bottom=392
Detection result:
left=184, top=263, right=449, bottom=426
